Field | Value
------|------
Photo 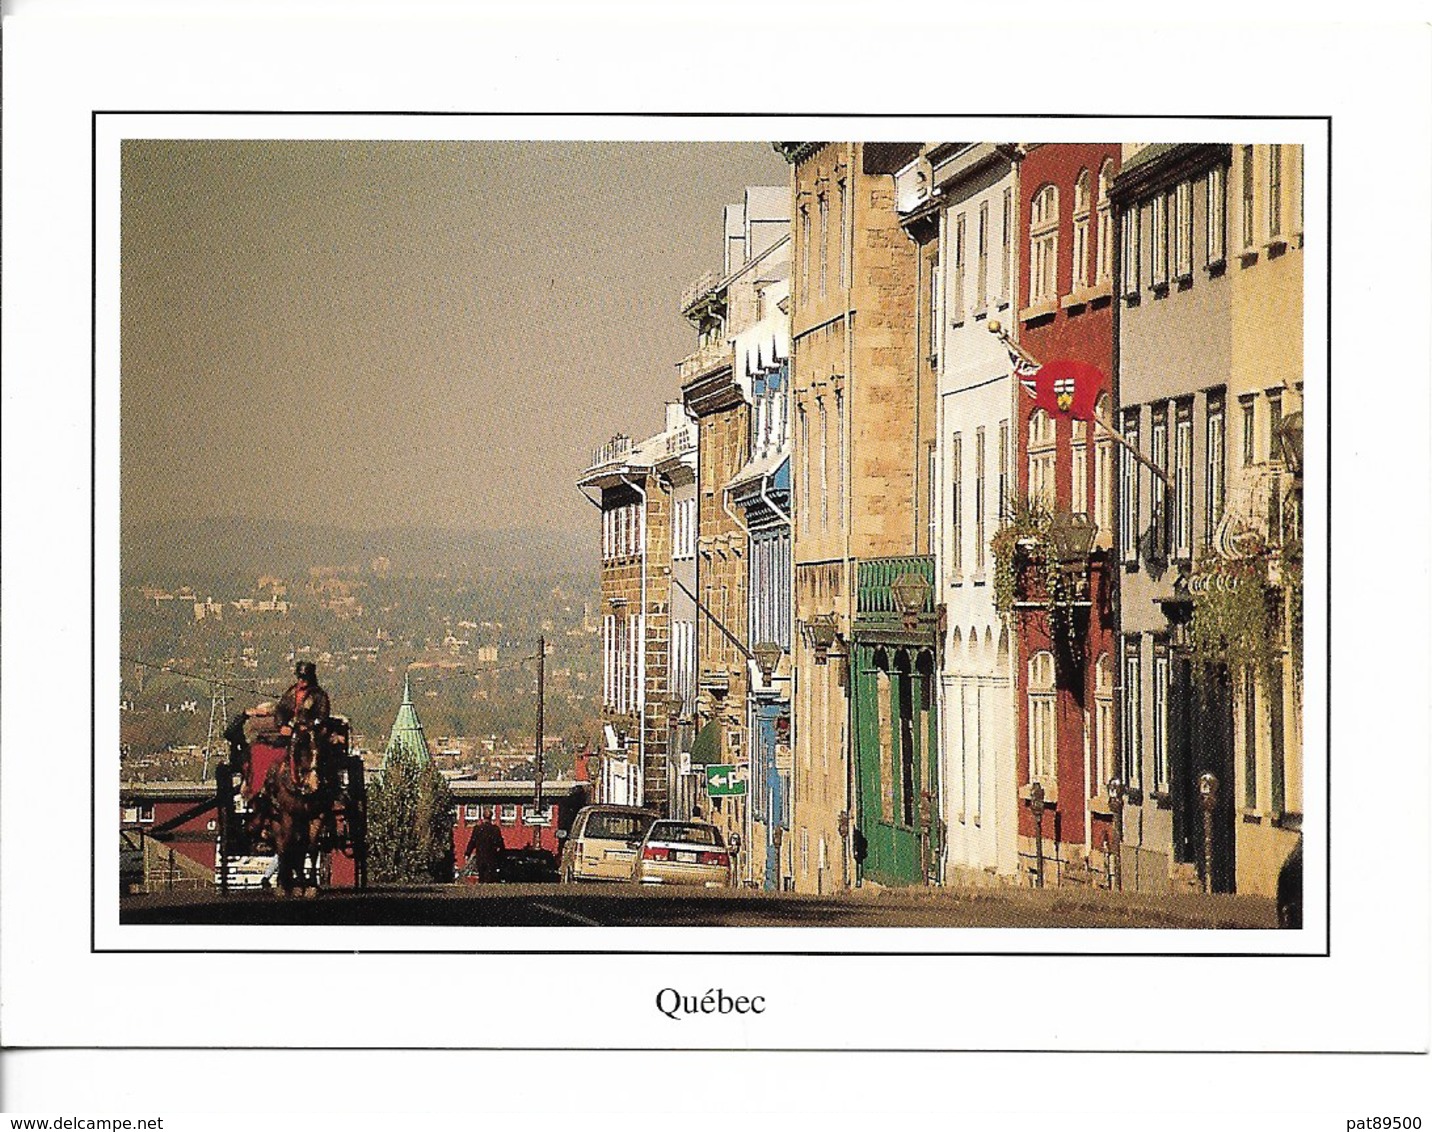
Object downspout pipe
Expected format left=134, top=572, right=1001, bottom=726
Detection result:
left=618, top=471, right=648, bottom=808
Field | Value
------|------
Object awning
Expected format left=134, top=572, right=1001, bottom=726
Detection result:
left=689, top=720, right=723, bottom=766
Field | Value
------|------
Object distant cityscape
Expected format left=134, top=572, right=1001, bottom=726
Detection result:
left=119, top=523, right=602, bottom=784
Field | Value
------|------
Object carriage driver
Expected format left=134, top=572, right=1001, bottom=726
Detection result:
left=278, top=661, right=331, bottom=741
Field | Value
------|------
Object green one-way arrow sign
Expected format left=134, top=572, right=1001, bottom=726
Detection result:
left=705, top=764, right=746, bottom=797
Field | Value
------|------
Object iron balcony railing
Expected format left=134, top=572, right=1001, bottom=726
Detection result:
left=680, top=269, right=721, bottom=314
left=856, top=555, right=936, bottom=617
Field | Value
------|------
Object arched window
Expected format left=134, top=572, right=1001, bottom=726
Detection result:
left=1072, top=169, right=1092, bottom=291
left=1029, top=184, right=1059, bottom=303
left=1028, top=409, right=1056, bottom=507
left=1028, top=651, right=1057, bottom=786
left=1093, top=393, right=1114, bottom=546
left=1095, top=160, right=1115, bottom=284
left=1095, top=653, right=1115, bottom=787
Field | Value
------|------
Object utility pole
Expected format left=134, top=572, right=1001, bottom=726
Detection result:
left=202, top=678, right=229, bottom=782
left=533, top=635, right=545, bottom=847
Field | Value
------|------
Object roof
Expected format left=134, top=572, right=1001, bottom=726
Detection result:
left=383, top=673, right=432, bottom=768
left=1119, top=142, right=1180, bottom=174
left=448, top=779, right=588, bottom=800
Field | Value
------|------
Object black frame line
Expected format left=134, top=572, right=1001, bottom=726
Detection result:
left=94, top=111, right=1333, bottom=963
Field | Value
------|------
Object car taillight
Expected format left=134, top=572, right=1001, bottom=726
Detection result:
left=643, top=846, right=670, bottom=861
left=699, top=851, right=729, bottom=866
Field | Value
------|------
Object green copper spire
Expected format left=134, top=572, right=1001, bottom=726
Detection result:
left=382, top=671, right=431, bottom=769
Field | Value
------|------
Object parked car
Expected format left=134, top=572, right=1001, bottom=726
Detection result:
left=496, top=847, right=559, bottom=884
left=559, top=805, right=659, bottom=883
left=632, top=820, right=732, bottom=888
left=1276, top=835, right=1303, bottom=929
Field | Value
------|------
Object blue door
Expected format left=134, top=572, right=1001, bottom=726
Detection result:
left=758, top=708, right=784, bottom=891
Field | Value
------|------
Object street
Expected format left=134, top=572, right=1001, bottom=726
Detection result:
left=119, top=881, right=1279, bottom=930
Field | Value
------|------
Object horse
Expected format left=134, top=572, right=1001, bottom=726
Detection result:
left=253, top=725, right=334, bottom=898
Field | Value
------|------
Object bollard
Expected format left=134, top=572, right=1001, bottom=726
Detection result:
left=1107, top=776, right=1125, bottom=893
left=1198, top=772, right=1220, bottom=893
left=1030, top=781, right=1046, bottom=889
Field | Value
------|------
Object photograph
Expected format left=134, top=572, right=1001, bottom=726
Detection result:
left=111, top=132, right=1316, bottom=940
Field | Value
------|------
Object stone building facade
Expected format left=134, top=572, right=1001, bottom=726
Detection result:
left=778, top=142, right=924, bottom=893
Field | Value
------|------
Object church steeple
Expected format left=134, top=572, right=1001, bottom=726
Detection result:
left=382, top=670, right=431, bottom=769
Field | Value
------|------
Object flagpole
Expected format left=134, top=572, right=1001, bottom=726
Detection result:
left=987, top=320, right=1174, bottom=492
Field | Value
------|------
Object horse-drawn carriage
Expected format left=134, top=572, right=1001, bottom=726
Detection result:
left=215, top=705, right=369, bottom=895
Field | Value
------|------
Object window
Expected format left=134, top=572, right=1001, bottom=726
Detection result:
left=1174, top=180, right=1193, bottom=279
left=1151, top=193, right=1168, bottom=288
left=464, top=804, right=481, bottom=822
left=799, top=204, right=811, bottom=301
left=1095, top=653, right=1115, bottom=787
left=818, top=191, right=829, bottom=300
left=1029, top=185, right=1059, bottom=304
left=1150, top=405, right=1169, bottom=559
left=1206, top=393, right=1226, bottom=547
left=836, top=178, right=848, bottom=290
left=1000, top=187, right=1013, bottom=305
left=500, top=804, right=518, bottom=824
left=951, top=432, right=963, bottom=578
left=977, top=201, right=989, bottom=311
left=1240, top=395, right=1257, bottom=467
left=1028, top=651, right=1057, bottom=786
left=1207, top=165, right=1227, bottom=266
left=1153, top=641, right=1170, bottom=793
left=1243, top=666, right=1258, bottom=809
left=1120, top=202, right=1140, bottom=298
left=1240, top=145, right=1255, bottom=251
left=1121, top=638, right=1142, bottom=788
left=1028, top=409, right=1055, bottom=507
left=1094, top=393, right=1114, bottom=540
left=603, top=614, right=615, bottom=709
left=952, top=213, right=966, bottom=324
left=1071, top=418, right=1089, bottom=518
left=799, top=403, right=810, bottom=530
left=974, top=428, right=986, bottom=577
left=1174, top=400, right=1193, bottom=560
left=997, top=419, right=1010, bottom=521
left=1268, top=145, right=1283, bottom=240
left=835, top=389, right=845, bottom=529
left=1072, top=169, right=1091, bottom=291
left=818, top=398, right=829, bottom=532
left=1121, top=410, right=1141, bottom=563
left=1267, top=390, right=1284, bottom=462
left=929, top=254, right=941, bottom=354
left=1095, top=160, right=1114, bottom=284
left=927, top=446, right=937, bottom=559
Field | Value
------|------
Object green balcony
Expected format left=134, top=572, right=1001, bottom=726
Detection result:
left=854, top=555, right=938, bottom=640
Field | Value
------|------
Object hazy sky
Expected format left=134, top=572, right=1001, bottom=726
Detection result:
left=120, top=139, right=790, bottom=533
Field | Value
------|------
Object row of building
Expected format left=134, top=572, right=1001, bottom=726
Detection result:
left=577, top=142, right=1305, bottom=898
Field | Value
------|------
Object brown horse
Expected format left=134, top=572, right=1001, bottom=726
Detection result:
left=254, top=726, right=333, bottom=897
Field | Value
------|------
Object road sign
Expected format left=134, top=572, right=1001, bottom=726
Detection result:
left=705, top=764, right=746, bottom=797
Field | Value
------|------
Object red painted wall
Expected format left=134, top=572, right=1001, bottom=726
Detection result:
left=1014, top=143, right=1121, bottom=854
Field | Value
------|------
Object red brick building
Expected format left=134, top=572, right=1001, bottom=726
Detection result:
left=1013, top=142, right=1121, bottom=883
left=449, top=779, right=590, bottom=863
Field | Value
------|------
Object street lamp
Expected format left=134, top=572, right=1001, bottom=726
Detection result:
left=752, top=641, right=782, bottom=683
left=805, top=613, right=840, bottom=665
left=1048, top=509, right=1097, bottom=565
left=890, top=572, right=931, bottom=631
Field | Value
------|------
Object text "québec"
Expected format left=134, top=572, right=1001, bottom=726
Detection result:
left=656, top=987, right=765, bottom=1019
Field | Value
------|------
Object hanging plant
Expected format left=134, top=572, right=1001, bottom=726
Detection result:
left=991, top=497, right=1083, bottom=654
left=1188, top=541, right=1279, bottom=686
left=991, top=497, right=1050, bottom=616
left=1283, top=537, right=1304, bottom=691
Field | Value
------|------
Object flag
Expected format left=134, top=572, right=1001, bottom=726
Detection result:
left=1008, top=344, right=1104, bottom=421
